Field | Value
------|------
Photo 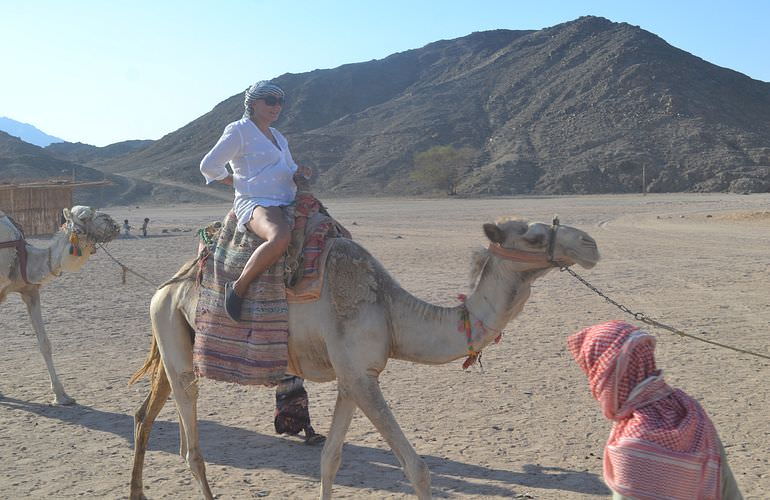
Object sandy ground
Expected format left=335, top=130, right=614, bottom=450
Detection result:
left=1, top=193, right=769, bottom=499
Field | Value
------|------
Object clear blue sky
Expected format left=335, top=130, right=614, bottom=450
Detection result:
left=1, top=0, right=768, bottom=146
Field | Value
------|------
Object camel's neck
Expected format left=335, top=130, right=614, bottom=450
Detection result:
left=25, top=229, right=87, bottom=284
left=389, top=257, right=549, bottom=365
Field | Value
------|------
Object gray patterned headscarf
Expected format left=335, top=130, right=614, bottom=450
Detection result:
left=243, top=81, right=285, bottom=118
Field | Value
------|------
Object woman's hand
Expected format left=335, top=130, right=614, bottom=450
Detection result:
left=218, top=175, right=234, bottom=186
left=296, top=165, right=312, bottom=180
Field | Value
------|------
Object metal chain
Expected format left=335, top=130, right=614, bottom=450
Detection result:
left=559, top=266, right=770, bottom=361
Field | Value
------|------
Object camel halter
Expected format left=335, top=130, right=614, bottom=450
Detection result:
left=65, top=213, right=119, bottom=255
left=487, top=217, right=562, bottom=267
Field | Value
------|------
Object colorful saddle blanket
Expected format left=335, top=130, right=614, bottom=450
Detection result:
left=192, top=193, right=348, bottom=386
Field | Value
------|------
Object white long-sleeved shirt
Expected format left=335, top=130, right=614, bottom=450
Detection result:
left=200, top=117, right=299, bottom=206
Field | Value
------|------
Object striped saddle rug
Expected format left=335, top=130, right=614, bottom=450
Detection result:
left=193, top=193, right=349, bottom=386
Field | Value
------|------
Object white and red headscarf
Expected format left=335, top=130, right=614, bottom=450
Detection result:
left=568, top=320, right=722, bottom=500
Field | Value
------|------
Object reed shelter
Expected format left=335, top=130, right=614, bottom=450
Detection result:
left=0, top=180, right=109, bottom=235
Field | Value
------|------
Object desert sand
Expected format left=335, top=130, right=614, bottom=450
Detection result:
left=1, top=193, right=768, bottom=499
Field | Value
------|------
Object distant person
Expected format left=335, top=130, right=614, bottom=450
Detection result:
left=122, top=219, right=133, bottom=238
left=199, top=80, right=311, bottom=322
left=141, top=217, right=150, bottom=237
left=568, top=320, right=743, bottom=500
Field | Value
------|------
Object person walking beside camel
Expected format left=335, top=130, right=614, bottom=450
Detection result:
left=567, top=320, right=742, bottom=500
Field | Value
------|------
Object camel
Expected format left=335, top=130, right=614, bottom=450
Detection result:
left=129, top=217, right=600, bottom=499
left=0, top=206, right=119, bottom=405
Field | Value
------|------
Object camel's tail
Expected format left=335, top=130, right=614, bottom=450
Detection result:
left=129, top=335, right=162, bottom=386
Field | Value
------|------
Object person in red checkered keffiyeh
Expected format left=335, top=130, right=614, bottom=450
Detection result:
left=568, top=320, right=743, bottom=500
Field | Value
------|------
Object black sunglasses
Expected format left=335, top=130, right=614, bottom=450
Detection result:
left=262, top=95, right=285, bottom=106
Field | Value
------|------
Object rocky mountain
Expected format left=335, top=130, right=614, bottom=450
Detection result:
left=100, top=16, right=770, bottom=196
left=0, top=132, right=222, bottom=206
left=6, top=16, right=770, bottom=199
left=0, top=117, right=64, bottom=147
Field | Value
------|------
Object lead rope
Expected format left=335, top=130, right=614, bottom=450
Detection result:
left=97, top=242, right=160, bottom=288
left=559, top=265, right=770, bottom=361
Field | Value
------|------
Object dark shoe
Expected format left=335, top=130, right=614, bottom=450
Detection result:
left=224, top=281, right=243, bottom=322
left=303, top=426, right=326, bottom=446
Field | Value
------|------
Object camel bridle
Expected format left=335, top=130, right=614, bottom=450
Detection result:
left=66, top=213, right=119, bottom=253
left=461, top=218, right=563, bottom=370
left=67, top=219, right=100, bottom=243
left=487, top=217, right=564, bottom=268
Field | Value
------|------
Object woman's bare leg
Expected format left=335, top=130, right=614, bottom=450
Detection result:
left=233, top=205, right=291, bottom=297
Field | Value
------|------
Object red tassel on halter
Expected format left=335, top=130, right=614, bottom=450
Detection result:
left=462, top=352, right=479, bottom=370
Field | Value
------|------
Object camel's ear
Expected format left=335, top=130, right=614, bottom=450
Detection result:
left=62, top=208, right=72, bottom=222
left=483, top=223, right=506, bottom=244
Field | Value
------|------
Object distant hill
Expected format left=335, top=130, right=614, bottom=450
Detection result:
left=0, top=117, right=64, bottom=147
left=46, top=139, right=154, bottom=170
left=101, top=16, right=770, bottom=196
left=0, top=132, right=224, bottom=206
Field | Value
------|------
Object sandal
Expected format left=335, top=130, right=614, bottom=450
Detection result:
left=224, top=281, right=243, bottom=322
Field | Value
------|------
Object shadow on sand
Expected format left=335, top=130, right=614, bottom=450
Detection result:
left=0, top=397, right=609, bottom=497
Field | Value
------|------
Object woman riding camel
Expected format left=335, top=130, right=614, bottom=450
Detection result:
left=199, top=81, right=322, bottom=444
left=200, top=80, right=310, bottom=322
left=568, top=320, right=742, bottom=499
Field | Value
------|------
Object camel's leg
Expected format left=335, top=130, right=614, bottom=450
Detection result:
left=177, top=408, right=188, bottom=458
left=164, top=363, right=213, bottom=500
left=346, top=374, right=431, bottom=499
left=130, top=367, right=171, bottom=500
left=20, top=287, right=74, bottom=405
left=319, top=392, right=356, bottom=500
left=151, top=288, right=214, bottom=500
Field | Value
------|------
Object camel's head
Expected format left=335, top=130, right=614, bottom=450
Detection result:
left=483, top=218, right=600, bottom=269
left=61, top=206, right=120, bottom=269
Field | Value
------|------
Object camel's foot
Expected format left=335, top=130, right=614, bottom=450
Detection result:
left=129, top=490, right=147, bottom=500
left=52, top=393, right=76, bottom=406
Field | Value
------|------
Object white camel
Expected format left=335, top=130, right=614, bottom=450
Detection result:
left=0, top=206, right=119, bottom=404
left=129, top=217, right=600, bottom=499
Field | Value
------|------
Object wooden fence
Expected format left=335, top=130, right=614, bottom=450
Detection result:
left=0, top=181, right=107, bottom=236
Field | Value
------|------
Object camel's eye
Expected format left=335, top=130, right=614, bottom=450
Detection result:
left=524, top=234, right=545, bottom=246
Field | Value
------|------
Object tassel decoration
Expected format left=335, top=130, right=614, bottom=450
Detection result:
left=69, top=233, right=82, bottom=256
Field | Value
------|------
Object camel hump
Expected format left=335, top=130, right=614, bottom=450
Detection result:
left=325, top=238, right=395, bottom=318
left=0, top=214, right=23, bottom=242
left=0, top=215, right=25, bottom=284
